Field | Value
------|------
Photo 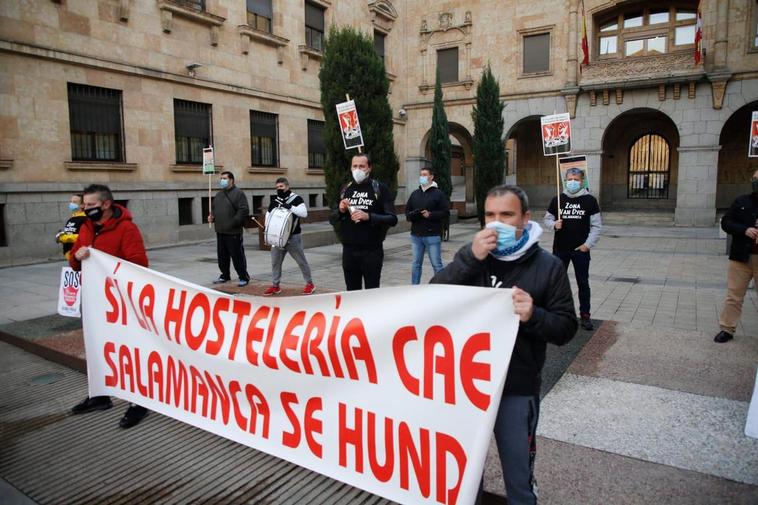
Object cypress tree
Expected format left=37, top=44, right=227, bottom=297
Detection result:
left=430, top=71, right=452, bottom=200
left=319, top=26, right=399, bottom=218
left=472, top=64, right=505, bottom=226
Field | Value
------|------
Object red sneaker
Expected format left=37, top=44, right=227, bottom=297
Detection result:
left=303, top=283, right=315, bottom=295
left=263, top=285, right=281, bottom=296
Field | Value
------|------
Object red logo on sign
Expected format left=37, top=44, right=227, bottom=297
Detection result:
left=63, top=285, right=79, bottom=306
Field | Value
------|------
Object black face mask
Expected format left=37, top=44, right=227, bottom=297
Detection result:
left=276, top=189, right=290, bottom=199
left=752, top=180, right=758, bottom=194
left=86, top=206, right=104, bottom=222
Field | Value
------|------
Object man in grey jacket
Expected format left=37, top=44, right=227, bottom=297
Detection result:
left=208, top=171, right=251, bottom=287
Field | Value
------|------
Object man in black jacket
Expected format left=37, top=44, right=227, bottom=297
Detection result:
left=432, top=184, right=577, bottom=505
left=715, top=169, right=758, bottom=343
left=329, top=153, right=398, bottom=290
left=405, top=167, right=450, bottom=284
left=208, top=171, right=251, bottom=287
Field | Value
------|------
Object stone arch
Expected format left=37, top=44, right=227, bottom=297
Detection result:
left=600, top=107, right=680, bottom=209
left=419, top=122, right=475, bottom=215
left=716, top=100, right=758, bottom=208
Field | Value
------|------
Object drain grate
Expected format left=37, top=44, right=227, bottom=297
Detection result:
left=609, top=276, right=640, bottom=284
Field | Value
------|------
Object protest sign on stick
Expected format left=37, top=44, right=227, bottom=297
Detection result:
left=749, top=111, right=758, bottom=158
left=336, top=97, right=364, bottom=152
left=81, top=249, right=519, bottom=505
left=203, top=147, right=215, bottom=229
left=541, top=113, right=573, bottom=217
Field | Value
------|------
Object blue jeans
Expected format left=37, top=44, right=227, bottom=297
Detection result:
left=411, top=234, right=443, bottom=285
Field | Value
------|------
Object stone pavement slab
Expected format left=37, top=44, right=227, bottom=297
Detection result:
left=569, top=321, right=758, bottom=401
left=538, top=373, right=758, bottom=485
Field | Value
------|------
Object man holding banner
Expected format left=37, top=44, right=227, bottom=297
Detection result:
left=432, top=185, right=577, bottom=505
left=544, top=166, right=601, bottom=331
left=330, top=153, right=397, bottom=290
left=69, top=184, right=150, bottom=428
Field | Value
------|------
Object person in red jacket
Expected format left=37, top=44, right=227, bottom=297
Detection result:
left=69, top=184, right=149, bottom=428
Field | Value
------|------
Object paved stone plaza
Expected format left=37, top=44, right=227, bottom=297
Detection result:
left=1, top=220, right=757, bottom=503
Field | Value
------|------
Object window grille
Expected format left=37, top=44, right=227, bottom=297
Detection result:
left=67, top=83, right=124, bottom=162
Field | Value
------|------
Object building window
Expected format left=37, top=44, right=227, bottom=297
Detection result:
left=596, top=4, right=697, bottom=59
left=752, top=2, right=758, bottom=50
left=628, top=134, right=670, bottom=199
left=522, top=33, right=550, bottom=74
left=67, top=83, right=124, bottom=162
left=174, top=99, right=212, bottom=164
left=246, top=0, right=272, bottom=33
left=178, top=0, right=205, bottom=11
left=305, top=2, right=325, bottom=51
left=250, top=111, right=278, bottom=167
left=252, top=195, right=264, bottom=215
left=178, top=198, right=194, bottom=226
left=374, top=31, right=386, bottom=64
left=308, top=194, right=318, bottom=208
left=0, top=204, right=6, bottom=247
left=307, top=120, right=325, bottom=169
left=437, top=47, right=459, bottom=83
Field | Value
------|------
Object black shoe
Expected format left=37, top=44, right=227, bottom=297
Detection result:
left=714, top=331, right=734, bottom=343
left=71, top=396, right=112, bottom=414
left=119, top=405, right=148, bottom=428
left=580, top=317, right=594, bottom=331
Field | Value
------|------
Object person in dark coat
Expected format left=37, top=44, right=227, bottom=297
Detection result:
left=431, top=184, right=577, bottom=505
left=208, top=171, right=251, bottom=287
left=714, top=169, right=758, bottom=343
left=329, top=153, right=397, bottom=290
left=405, top=167, right=449, bottom=284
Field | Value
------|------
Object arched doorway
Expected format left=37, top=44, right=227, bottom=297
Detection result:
left=716, top=101, right=758, bottom=209
left=505, top=115, right=556, bottom=209
left=601, top=108, right=679, bottom=209
left=422, top=122, right=475, bottom=216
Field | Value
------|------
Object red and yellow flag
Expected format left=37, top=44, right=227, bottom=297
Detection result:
left=694, top=7, right=703, bottom=64
left=581, top=0, right=589, bottom=66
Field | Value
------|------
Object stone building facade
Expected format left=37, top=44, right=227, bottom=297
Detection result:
left=1, top=0, right=757, bottom=265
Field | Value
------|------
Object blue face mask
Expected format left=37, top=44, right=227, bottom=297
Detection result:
left=565, top=180, right=582, bottom=194
left=68, top=202, right=80, bottom=212
left=219, top=178, right=229, bottom=189
left=486, top=221, right=518, bottom=254
left=419, top=176, right=429, bottom=186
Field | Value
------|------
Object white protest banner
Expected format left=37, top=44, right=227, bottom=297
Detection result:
left=81, top=250, right=519, bottom=504
left=541, top=113, right=572, bottom=156
left=746, top=368, right=758, bottom=439
left=57, top=266, right=82, bottom=318
left=749, top=111, right=758, bottom=158
left=336, top=99, right=364, bottom=150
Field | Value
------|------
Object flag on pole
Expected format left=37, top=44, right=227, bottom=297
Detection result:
left=581, top=0, right=589, bottom=66
left=694, top=7, right=703, bottom=64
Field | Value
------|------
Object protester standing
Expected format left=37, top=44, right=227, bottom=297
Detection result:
left=714, top=169, right=758, bottom=343
left=208, top=171, right=251, bottom=287
left=263, top=177, right=315, bottom=296
left=432, top=185, right=577, bottom=505
left=405, top=167, right=449, bottom=284
left=56, top=193, right=87, bottom=261
left=329, top=153, right=397, bottom=290
left=544, top=167, right=601, bottom=330
left=69, top=184, right=150, bottom=428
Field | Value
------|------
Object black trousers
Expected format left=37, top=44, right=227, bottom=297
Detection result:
left=342, top=244, right=383, bottom=291
left=217, top=233, right=249, bottom=281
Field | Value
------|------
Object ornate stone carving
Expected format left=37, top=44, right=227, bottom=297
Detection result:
left=711, top=80, right=727, bottom=109
left=418, top=9, right=473, bottom=89
left=602, top=89, right=609, bottom=105
left=658, top=84, right=666, bottom=101
left=564, top=94, right=577, bottom=118
left=439, top=12, right=453, bottom=30
left=368, top=0, right=397, bottom=33
left=589, top=90, right=597, bottom=106
left=615, top=88, right=623, bottom=105
left=673, top=83, right=681, bottom=100
left=688, top=81, right=696, bottom=99
left=580, top=53, right=704, bottom=89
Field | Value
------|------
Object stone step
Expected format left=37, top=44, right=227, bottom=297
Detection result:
left=601, top=211, right=675, bottom=226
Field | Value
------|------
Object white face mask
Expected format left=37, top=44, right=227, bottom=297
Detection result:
left=352, top=169, right=368, bottom=184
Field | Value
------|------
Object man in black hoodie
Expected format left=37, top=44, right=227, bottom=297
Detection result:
left=714, top=169, right=758, bottom=343
left=405, top=167, right=450, bottom=284
left=432, top=184, right=577, bottom=505
left=330, top=153, right=397, bottom=290
left=208, top=171, right=251, bottom=287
